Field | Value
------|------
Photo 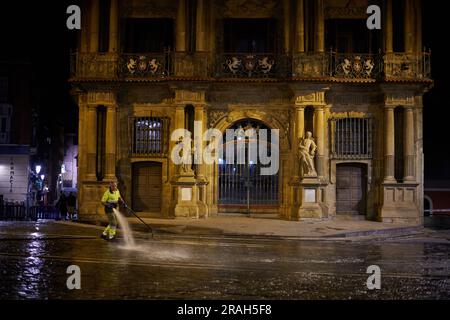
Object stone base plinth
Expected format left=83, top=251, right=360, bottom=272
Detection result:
left=290, top=177, right=327, bottom=220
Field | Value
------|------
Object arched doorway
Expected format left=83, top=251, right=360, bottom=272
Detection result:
left=336, top=163, right=367, bottom=215
left=132, top=161, right=162, bottom=212
left=218, top=119, right=279, bottom=214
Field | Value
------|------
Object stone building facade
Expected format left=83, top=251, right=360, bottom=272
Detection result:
left=70, top=0, right=432, bottom=224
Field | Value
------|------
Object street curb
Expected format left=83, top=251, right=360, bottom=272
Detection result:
left=66, top=220, right=424, bottom=241
left=325, top=225, right=424, bottom=238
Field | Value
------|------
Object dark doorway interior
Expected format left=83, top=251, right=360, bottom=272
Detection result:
left=123, top=18, right=174, bottom=53
left=223, top=19, right=277, bottom=53
left=325, top=19, right=381, bottom=53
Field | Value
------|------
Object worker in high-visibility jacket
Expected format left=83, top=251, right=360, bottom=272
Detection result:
left=101, top=181, right=124, bottom=240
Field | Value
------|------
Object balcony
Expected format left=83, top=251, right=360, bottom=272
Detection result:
left=383, top=52, right=431, bottom=80
left=70, top=51, right=431, bottom=82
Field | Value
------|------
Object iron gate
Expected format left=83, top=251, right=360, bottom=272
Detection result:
left=218, top=120, right=279, bottom=213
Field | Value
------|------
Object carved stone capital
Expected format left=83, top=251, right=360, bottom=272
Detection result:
left=294, top=91, right=326, bottom=106
left=87, top=91, right=116, bottom=105
left=384, top=93, right=415, bottom=107
left=174, top=90, right=206, bottom=106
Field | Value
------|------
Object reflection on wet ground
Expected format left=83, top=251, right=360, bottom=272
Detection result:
left=0, top=221, right=449, bottom=299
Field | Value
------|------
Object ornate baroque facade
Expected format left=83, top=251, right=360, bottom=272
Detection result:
left=70, top=0, right=432, bottom=224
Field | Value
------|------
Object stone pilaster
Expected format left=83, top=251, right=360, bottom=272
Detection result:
left=176, top=0, right=186, bottom=52
left=414, top=0, right=422, bottom=53
left=283, top=0, right=291, bottom=53
left=385, top=0, right=393, bottom=53
left=295, top=0, right=305, bottom=52
left=86, top=105, right=97, bottom=181
left=196, top=0, right=206, bottom=51
left=291, top=105, right=305, bottom=179
left=315, top=0, right=325, bottom=52
left=80, top=2, right=89, bottom=52
left=404, top=0, right=415, bottom=53
left=314, top=106, right=325, bottom=178
left=104, top=105, right=117, bottom=181
left=108, top=0, right=119, bottom=53
left=384, top=106, right=395, bottom=182
left=403, top=106, right=415, bottom=181
left=194, top=105, right=206, bottom=179
left=89, top=0, right=99, bottom=53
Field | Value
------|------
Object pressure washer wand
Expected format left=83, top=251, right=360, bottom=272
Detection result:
left=123, top=204, right=154, bottom=239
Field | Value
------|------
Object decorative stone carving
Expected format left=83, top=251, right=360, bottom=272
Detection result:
left=324, top=0, right=368, bottom=19
left=384, top=93, right=415, bottom=107
left=208, top=110, right=227, bottom=128
left=331, top=111, right=367, bottom=119
left=295, top=91, right=326, bottom=106
left=223, top=0, right=277, bottom=18
left=330, top=92, right=381, bottom=105
left=174, top=90, right=206, bottom=105
left=299, top=131, right=317, bottom=177
left=87, top=91, right=115, bottom=105
left=123, top=0, right=176, bottom=18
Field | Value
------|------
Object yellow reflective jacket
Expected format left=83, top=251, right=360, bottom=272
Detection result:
left=101, top=189, right=121, bottom=204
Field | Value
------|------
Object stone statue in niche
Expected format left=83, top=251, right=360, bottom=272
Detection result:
left=299, top=131, right=317, bottom=177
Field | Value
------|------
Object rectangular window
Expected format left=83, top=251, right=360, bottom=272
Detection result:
left=332, top=117, right=373, bottom=159
left=132, top=116, right=169, bottom=156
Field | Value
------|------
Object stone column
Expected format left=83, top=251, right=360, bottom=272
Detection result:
left=295, top=0, right=305, bottom=52
left=403, top=106, right=415, bottom=181
left=293, top=106, right=305, bottom=178
left=404, top=0, right=415, bottom=53
left=385, top=0, right=393, bottom=53
left=415, top=0, right=422, bottom=53
left=314, top=106, right=325, bottom=177
left=283, top=0, right=291, bottom=53
left=176, top=0, right=186, bottom=52
left=196, top=0, right=206, bottom=51
left=315, top=0, right=325, bottom=52
left=194, top=105, right=206, bottom=179
left=80, top=1, right=89, bottom=52
left=105, top=105, right=117, bottom=180
left=384, top=106, right=396, bottom=182
left=296, top=106, right=305, bottom=142
left=108, top=0, right=119, bottom=53
left=86, top=106, right=97, bottom=180
left=89, top=0, right=100, bottom=53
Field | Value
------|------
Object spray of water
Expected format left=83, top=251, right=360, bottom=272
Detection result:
left=112, top=208, right=136, bottom=248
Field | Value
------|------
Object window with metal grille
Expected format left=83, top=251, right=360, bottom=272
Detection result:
left=332, top=117, right=373, bottom=159
left=131, top=117, right=169, bottom=156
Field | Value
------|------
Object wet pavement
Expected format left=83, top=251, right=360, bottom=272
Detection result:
left=0, top=220, right=450, bottom=299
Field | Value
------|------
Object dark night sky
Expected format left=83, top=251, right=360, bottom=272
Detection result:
left=0, top=1, right=448, bottom=179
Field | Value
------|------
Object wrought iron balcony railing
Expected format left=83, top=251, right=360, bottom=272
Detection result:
left=70, top=52, right=118, bottom=79
left=383, top=51, right=431, bottom=80
left=214, top=53, right=289, bottom=78
left=331, top=53, right=381, bottom=79
left=292, top=51, right=381, bottom=79
left=70, top=51, right=431, bottom=81
left=119, top=53, right=171, bottom=77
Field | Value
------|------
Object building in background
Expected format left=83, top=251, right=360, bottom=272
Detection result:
left=0, top=59, right=33, bottom=204
left=57, top=133, right=78, bottom=197
left=70, top=0, right=432, bottom=225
